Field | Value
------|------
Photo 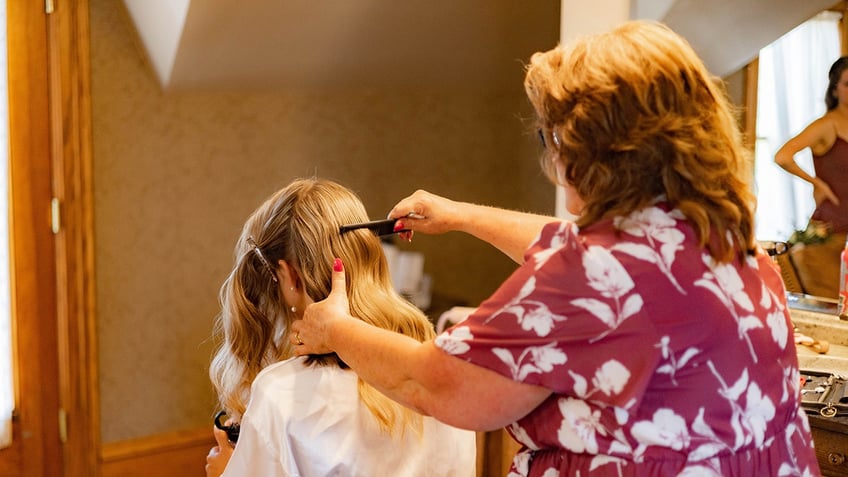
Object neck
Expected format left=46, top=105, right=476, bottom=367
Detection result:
left=834, top=103, right=848, bottom=118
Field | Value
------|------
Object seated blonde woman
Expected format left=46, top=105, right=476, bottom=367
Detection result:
left=206, top=178, right=476, bottom=477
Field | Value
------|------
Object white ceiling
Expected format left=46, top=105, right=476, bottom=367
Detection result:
left=660, top=0, right=838, bottom=78
left=123, top=0, right=839, bottom=93
left=123, top=0, right=561, bottom=92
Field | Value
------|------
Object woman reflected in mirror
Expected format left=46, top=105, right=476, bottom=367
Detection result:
left=774, top=55, right=848, bottom=298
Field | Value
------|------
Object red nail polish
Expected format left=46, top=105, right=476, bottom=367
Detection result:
left=393, top=220, right=404, bottom=232
left=333, top=258, right=343, bottom=272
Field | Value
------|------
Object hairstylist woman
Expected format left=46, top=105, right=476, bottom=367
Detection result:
left=293, top=21, right=819, bottom=476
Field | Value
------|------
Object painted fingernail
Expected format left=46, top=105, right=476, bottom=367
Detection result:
left=393, top=220, right=405, bottom=232
left=333, top=258, right=343, bottom=272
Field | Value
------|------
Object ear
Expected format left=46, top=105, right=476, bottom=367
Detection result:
left=276, top=260, right=301, bottom=290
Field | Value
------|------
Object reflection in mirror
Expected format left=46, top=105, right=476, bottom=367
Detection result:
left=754, top=10, right=847, bottom=303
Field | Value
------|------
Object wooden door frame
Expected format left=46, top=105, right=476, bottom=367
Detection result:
left=2, top=1, right=62, bottom=476
left=45, top=0, right=99, bottom=475
left=1, top=1, right=98, bottom=476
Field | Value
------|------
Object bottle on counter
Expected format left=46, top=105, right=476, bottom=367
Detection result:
left=840, top=235, right=848, bottom=320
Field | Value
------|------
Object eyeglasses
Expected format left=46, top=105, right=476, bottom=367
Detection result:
left=537, top=127, right=561, bottom=149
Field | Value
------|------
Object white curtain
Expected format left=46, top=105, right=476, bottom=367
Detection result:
left=0, top=0, right=12, bottom=450
left=754, top=11, right=841, bottom=241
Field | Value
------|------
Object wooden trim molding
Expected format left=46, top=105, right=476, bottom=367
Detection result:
left=45, top=0, right=100, bottom=476
left=3, top=1, right=62, bottom=476
left=828, top=1, right=848, bottom=54
left=476, top=429, right=520, bottom=477
left=742, top=58, right=759, bottom=153
left=100, top=427, right=215, bottom=477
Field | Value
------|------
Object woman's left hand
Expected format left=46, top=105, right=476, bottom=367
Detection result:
left=813, top=179, right=840, bottom=206
left=205, top=426, right=234, bottom=477
left=291, top=258, right=351, bottom=355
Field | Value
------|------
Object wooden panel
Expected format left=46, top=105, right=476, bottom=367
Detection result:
left=742, top=59, right=758, bottom=153
left=46, top=0, right=100, bottom=475
left=809, top=416, right=848, bottom=477
left=477, top=428, right=521, bottom=477
left=3, top=0, right=62, bottom=476
left=475, top=431, right=485, bottom=477
left=102, top=427, right=518, bottom=477
left=0, top=445, right=21, bottom=477
left=100, top=427, right=215, bottom=477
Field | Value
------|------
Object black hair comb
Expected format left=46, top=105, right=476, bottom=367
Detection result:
left=339, top=212, right=424, bottom=237
left=339, top=218, right=408, bottom=237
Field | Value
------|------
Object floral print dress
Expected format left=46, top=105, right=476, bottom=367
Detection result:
left=435, top=204, right=820, bottom=476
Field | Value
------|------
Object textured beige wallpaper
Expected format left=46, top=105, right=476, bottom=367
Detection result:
left=91, top=0, right=554, bottom=443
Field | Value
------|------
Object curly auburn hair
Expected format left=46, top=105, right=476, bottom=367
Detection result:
left=524, top=20, right=756, bottom=263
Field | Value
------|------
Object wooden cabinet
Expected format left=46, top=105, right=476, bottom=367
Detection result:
left=477, top=429, right=521, bottom=477
left=809, top=414, right=848, bottom=476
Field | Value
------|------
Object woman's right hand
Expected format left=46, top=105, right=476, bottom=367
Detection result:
left=388, top=190, right=464, bottom=237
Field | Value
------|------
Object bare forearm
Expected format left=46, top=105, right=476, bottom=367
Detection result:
left=327, top=317, right=433, bottom=411
left=454, top=202, right=559, bottom=263
left=390, top=190, right=560, bottom=264
left=775, top=150, right=817, bottom=185
left=324, top=317, right=550, bottom=430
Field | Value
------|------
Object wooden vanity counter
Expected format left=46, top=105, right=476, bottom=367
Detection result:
left=807, top=414, right=848, bottom=476
left=791, top=304, right=848, bottom=476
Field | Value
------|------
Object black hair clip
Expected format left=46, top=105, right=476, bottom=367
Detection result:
left=339, top=218, right=408, bottom=237
left=214, top=410, right=240, bottom=443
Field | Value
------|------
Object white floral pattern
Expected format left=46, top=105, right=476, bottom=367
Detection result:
left=484, top=276, right=569, bottom=337
left=571, top=246, right=643, bottom=342
left=434, top=325, right=474, bottom=355
left=654, top=336, right=699, bottom=386
left=492, top=343, right=568, bottom=381
left=613, top=206, right=687, bottom=294
left=435, top=204, right=820, bottom=476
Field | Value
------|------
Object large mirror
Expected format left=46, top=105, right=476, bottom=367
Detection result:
left=751, top=4, right=847, bottom=309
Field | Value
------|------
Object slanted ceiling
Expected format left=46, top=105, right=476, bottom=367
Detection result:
left=124, top=0, right=839, bottom=93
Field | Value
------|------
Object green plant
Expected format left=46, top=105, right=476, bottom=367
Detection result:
left=788, top=220, right=831, bottom=246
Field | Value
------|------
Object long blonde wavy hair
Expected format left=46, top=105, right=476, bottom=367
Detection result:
left=524, top=20, right=756, bottom=263
left=209, top=178, right=434, bottom=434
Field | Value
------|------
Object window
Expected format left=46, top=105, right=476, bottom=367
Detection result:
left=754, top=11, right=841, bottom=240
